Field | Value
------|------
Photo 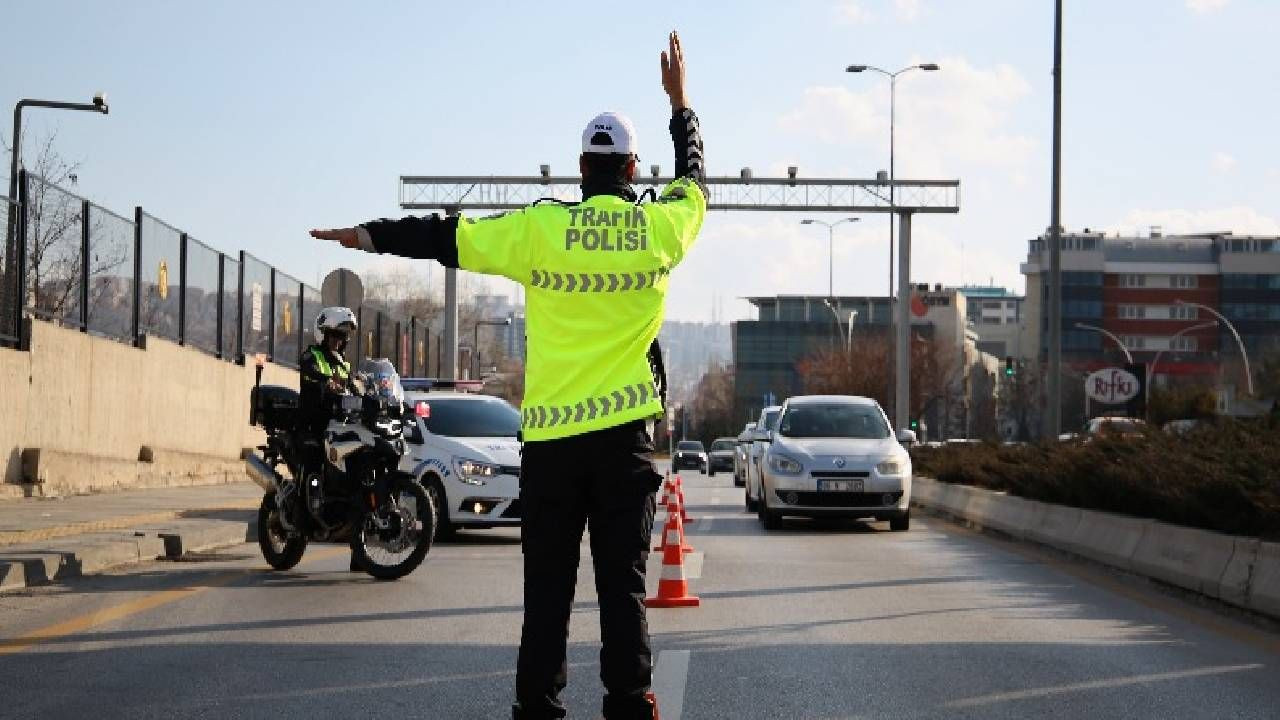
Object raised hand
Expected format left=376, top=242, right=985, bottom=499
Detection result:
left=310, top=227, right=360, bottom=249
left=660, top=31, right=688, bottom=110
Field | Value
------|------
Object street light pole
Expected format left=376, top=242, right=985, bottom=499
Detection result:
left=1150, top=320, right=1219, bottom=385
left=845, top=63, right=939, bottom=300
left=6, top=94, right=109, bottom=320
left=1073, top=323, right=1133, bottom=364
left=1174, top=300, right=1253, bottom=395
left=800, top=217, right=859, bottom=298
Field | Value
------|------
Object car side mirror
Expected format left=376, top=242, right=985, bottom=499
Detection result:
left=896, top=429, right=918, bottom=445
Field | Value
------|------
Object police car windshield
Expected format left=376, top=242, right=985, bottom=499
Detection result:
left=420, top=396, right=520, bottom=438
left=710, top=439, right=735, bottom=451
left=778, top=404, right=889, bottom=440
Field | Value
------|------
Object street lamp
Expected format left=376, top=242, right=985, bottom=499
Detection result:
left=1150, top=320, right=1218, bottom=386
left=8, top=93, right=108, bottom=204
left=6, top=94, right=109, bottom=316
left=1073, top=322, right=1133, bottom=363
left=845, top=63, right=939, bottom=299
left=473, top=317, right=512, bottom=380
left=800, top=217, right=859, bottom=298
left=1174, top=300, right=1253, bottom=395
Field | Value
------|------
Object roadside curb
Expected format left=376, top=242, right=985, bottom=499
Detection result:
left=0, top=516, right=255, bottom=592
left=911, top=476, right=1280, bottom=622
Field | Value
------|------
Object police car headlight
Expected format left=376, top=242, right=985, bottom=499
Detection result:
left=453, top=457, right=498, bottom=486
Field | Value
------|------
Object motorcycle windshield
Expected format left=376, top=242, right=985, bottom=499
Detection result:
left=359, top=358, right=404, bottom=405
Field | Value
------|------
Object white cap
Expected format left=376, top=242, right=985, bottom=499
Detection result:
left=581, top=111, right=637, bottom=155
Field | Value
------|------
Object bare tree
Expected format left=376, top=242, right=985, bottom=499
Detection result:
left=688, top=362, right=737, bottom=444
left=3, top=129, right=129, bottom=329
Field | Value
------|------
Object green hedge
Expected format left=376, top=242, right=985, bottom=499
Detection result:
left=910, top=421, right=1280, bottom=540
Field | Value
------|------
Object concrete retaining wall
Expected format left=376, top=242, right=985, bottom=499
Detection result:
left=1, top=321, right=297, bottom=495
left=911, top=476, right=1280, bottom=622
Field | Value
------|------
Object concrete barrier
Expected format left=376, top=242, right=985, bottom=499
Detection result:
left=1247, top=542, right=1280, bottom=617
left=1026, top=503, right=1083, bottom=548
left=1130, top=521, right=1239, bottom=598
left=911, top=477, right=1279, bottom=621
left=912, top=477, right=940, bottom=504
left=1218, top=538, right=1261, bottom=608
left=2, top=321, right=297, bottom=496
left=1065, top=510, right=1150, bottom=571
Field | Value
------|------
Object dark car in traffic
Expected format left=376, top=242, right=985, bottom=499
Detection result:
left=672, top=440, right=707, bottom=473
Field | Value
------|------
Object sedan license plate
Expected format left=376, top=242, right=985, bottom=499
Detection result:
left=818, top=479, right=863, bottom=492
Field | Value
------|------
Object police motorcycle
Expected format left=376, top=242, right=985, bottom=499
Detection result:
left=244, top=356, right=434, bottom=580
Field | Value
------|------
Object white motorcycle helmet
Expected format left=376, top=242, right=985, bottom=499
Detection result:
left=314, top=306, right=358, bottom=344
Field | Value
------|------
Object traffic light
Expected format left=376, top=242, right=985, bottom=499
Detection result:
left=1004, top=356, right=1015, bottom=377
left=909, top=418, right=919, bottom=431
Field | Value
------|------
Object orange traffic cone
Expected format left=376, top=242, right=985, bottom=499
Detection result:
left=644, top=521, right=701, bottom=608
left=654, top=500, right=694, bottom=553
left=658, top=472, right=674, bottom=506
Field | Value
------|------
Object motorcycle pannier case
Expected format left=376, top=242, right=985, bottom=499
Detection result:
left=252, top=385, right=300, bottom=430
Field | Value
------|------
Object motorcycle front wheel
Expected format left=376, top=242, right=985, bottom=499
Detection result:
left=351, top=476, right=434, bottom=580
left=257, top=494, right=308, bottom=570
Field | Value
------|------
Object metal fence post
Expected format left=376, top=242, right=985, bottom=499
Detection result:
left=409, top=317, right=417, bottom=376
left=131, top=207, right=143, bottom=347
left=80, top=199, right=90, bottom=333
left=14, top=171, right=29, bottom=349
left=297, top=279, right=305, bottom=362
left=236, top=250, right=245, bottom=363
left=216, top=255, right=225, bottom=359
left=375, top=311, right=383, bottom=360
left=268, top=267, right=276, bottom=362
left=178, top=232, right=188, bottom=345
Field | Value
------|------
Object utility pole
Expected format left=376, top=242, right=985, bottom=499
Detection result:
left=1046, top=0, right=1064, bottom=440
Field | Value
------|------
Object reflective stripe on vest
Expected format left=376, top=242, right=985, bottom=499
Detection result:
left=529, top=268, right=667, bottom=293
left=520, top=381, right=657, bottom=430
left=310, top=347, right=349, bottom=379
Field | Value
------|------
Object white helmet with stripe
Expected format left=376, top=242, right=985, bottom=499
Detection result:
left=314, top=306, right=358, bottom=343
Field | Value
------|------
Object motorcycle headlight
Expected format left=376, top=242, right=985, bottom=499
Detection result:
left=876, top=459, right=904, bottom=476
left=768, top=453, right=803, bottom=475
left=452, top=457, right=499, bottom=486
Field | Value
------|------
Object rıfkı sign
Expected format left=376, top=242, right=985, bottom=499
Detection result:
left=1085, top=367, right=1141, bottom=405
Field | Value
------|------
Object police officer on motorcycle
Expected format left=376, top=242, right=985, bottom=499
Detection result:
left=299, top=307, right=363, bottom=571
left=309, top=32, right=704, bottom=719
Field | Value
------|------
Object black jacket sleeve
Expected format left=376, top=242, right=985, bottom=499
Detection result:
left=669, top=108, right=706, bottom=194
left=360, top=214, right=461, bottom=267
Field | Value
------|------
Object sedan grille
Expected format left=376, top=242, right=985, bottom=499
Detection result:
left=778, top=491, right=902, bottom=507
left=810, top=470, right=870, bottom=479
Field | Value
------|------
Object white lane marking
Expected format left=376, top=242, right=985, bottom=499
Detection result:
left=652, top=650, right=691, bottom=720
left=945, top=663, right=1265, bottom=708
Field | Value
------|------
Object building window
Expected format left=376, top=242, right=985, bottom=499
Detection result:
left=1118, top=274, right=1146, bottom=288
left=1172, top=336, right=1196, bottom=352
left=1063, top=271, right=1103, bottom=286
left=1063, top=300, right=1102, bottom=317
left=1173, top=275, right=1198, bottom=289
left=1171, top=305, right=1198, bottom=320
left=1121, top=336, right=1146, bottom=350
left=1118, top=305, right=1146, bottom=320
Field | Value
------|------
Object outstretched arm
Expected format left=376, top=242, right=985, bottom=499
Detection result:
left=310, top=215, right=460, bottom=267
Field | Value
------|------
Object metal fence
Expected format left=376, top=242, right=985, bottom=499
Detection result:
left=1, top=171, right=431, bottom=374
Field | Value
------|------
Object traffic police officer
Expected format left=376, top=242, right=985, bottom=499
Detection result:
left=310, top=32, right=705, bottom=720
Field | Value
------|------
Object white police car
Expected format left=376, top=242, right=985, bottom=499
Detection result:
left=400, top=379, right=522, bottom=538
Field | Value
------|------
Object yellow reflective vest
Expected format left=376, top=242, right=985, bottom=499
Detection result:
left=456, top=178, right=706, bottom=441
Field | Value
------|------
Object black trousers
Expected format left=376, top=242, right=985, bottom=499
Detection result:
left=515, top=420, right=661, bottom=720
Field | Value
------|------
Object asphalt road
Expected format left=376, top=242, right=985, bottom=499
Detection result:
left=2, top=463, right=1278, bottom=719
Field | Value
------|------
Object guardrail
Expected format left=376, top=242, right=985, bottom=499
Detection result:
left=1, top=172, right=433, bottom=374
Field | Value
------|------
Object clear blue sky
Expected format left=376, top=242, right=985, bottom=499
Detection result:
left=4, top=0, right=1276, bottom=321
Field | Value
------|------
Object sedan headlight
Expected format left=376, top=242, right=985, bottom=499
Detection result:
left=876, top=459, right=905, bottom=476
left=768, top=453, right=803, bottom=475
left=452, top=457, right=499, bottom=486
